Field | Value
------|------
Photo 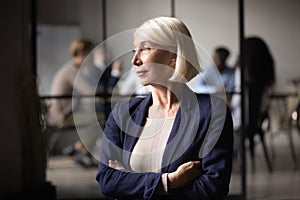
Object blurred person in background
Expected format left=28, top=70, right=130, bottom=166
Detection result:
left=47, top=39, right=94, bottom=127
left=46, top=39, right=100, bottom=168
left=230, top=37, right=275, bottom=171
left=196, top=46, right=235, bottom=98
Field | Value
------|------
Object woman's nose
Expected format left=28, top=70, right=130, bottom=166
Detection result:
left=131, top=51, right=142, bottom=66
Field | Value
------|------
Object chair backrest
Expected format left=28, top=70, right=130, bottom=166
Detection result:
left=248, top=84, right=272, bottom=134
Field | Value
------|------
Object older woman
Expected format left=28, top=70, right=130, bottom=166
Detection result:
left=96, top=16, right=233, bottom=200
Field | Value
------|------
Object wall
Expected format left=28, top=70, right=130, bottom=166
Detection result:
left=79, top=0, right=104, bottom=43
left=37, top=0, right=103, bottom=42
left=176, top=0, right=239, bottom=67
left=106, top=0, right=171, bottom=37
left=37, top=0, right=80, bottom=25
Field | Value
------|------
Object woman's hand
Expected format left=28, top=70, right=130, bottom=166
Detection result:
left=168, top=161, right=202, bottom=189
left=109, top=160, right=125, bottom=170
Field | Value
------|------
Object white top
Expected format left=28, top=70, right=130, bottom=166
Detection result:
left=130, top=117, right=175, bottom=172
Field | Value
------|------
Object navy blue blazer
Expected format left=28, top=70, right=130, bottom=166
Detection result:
left=96, top=86, right=233, bottom=200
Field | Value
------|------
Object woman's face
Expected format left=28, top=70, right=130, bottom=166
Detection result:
left=131, top=33, right=176, bottom=86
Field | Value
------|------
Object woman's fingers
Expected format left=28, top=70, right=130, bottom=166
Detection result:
left=181, top=161, right=201, bottom=169
left=168, top=160, right=202, bottom=189
left=109, top=160, right=125, bottom=170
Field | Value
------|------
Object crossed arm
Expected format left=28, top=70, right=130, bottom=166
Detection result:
left=109, top=159, right=202, bottom=191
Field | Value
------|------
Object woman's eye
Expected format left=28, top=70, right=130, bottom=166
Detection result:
left=142, top=47, right=151, bottom=51
left=141, top=47, right=153, bottom=54
left=131, top=46, right=153, bottom=55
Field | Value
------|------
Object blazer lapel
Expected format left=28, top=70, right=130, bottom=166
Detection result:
left=123, top=94, right=153, bottom=169
left=162, top=88, right=201, bottom=171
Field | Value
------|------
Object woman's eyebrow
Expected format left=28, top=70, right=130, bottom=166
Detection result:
left=133, top=41, right=154, bottom=49
left=140, top=41, right=152, bottom=46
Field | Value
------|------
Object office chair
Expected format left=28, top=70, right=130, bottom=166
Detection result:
left=247, top=86, right=273, bottom=173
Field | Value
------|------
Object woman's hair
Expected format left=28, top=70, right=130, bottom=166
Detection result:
left=244, top=37, right=275, bottom=88
left=136, top=16, right=201, bottom=82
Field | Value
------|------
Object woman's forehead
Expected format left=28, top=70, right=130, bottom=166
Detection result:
left=133, top=32, right=149, bottom=44
left=133, top=32, right=175, bottom=50
left=133, top=37, right=158, bottom=49
left=133, top=39, right=153, bottom=47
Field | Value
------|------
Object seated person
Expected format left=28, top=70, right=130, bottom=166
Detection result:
left=46, top=39, right=102, bottom=167
left=195, top=47, right=235, bottom=96
left=47, top=38, right=94, bottom=127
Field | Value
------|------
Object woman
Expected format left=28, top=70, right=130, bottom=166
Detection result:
left=96, top=16, right=233, bottom=200
left=244, top=37, right=275, bottom=172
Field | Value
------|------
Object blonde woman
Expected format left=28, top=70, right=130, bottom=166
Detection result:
left=96, top=16, right=233, bottom=200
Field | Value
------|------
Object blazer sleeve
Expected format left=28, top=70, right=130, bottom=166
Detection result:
left=170, top=105, right=234, bottom=200
left=96, top=106, right=162, bottom=200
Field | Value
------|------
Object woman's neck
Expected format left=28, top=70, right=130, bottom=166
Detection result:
left=148, top=83, right=183, bottom=118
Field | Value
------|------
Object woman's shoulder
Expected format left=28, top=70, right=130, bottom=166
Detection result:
left=193, top=92, right=218, bottom=103
left=195, top=92, right=227, bottom=102
left=194, top=92, right=228, bottom=111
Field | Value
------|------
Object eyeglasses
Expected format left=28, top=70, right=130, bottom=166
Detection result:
left=132, top=42, right=176, bottom=56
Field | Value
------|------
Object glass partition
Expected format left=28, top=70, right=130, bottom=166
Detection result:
left=36, top=0, right=245, bottom=199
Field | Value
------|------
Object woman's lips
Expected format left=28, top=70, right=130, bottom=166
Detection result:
left=136, top=70, right=147, bottom=77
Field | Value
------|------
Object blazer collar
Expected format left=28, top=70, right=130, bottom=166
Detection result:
left=131, top=83, right=199, bottom=135
left=124, top=84, right=200, bottom=170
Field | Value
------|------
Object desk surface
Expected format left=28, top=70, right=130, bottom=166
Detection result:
left=269, top=91, right=298, bottom=98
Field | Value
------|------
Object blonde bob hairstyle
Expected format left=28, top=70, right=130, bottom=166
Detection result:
left=136, top=16, right=202, bottom=82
